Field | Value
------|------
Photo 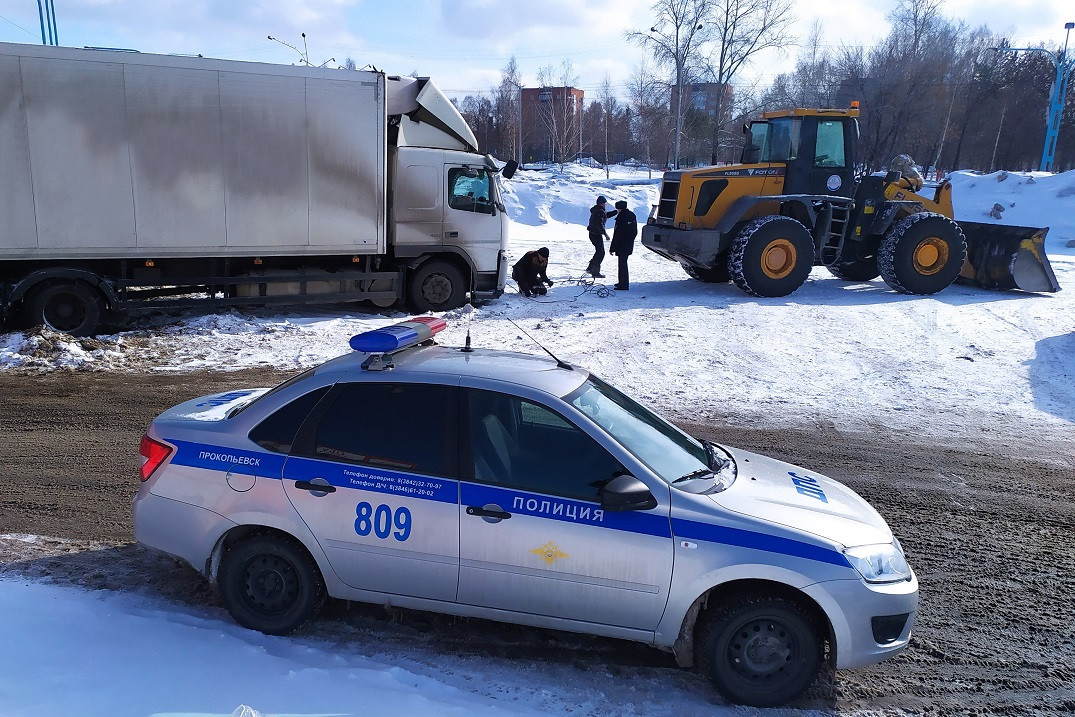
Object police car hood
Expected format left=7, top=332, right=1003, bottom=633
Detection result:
left=155, top=388, right=271, bottom=424
left=712, top=447, right=892, bottom=548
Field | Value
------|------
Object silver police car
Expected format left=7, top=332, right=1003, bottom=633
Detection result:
left=134, top=317, right=917, bottom=708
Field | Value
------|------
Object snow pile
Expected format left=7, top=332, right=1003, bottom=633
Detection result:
left=948, top=169, right=1075, bottom=252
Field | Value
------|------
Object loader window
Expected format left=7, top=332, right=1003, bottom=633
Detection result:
left=814, top=121, right=846, bottom=167
left=766, top=117, right=800, bottom=162
left=448, top=168, right=494, bottom=214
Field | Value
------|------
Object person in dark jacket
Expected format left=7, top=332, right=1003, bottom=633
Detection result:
left=609, top=200, right=637, bottom=290
left=511, top=247, right=553, bottom=297
left=586, top=195, right=617, bottom=278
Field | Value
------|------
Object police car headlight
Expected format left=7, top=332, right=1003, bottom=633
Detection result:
left=844, top=541, right=911, bottom=584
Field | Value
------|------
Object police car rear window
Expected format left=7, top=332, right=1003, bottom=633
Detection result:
left=249, top=386, right=331, bottom=454
left=229, top=367, right=319, bottom=418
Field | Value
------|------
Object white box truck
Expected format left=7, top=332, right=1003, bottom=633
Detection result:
left=0, top=42, right=515, bottom=336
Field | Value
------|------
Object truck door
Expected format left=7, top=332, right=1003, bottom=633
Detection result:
left=281, top=381, right=460, bottom=601
left=441, top=166, right=506, bottom=274
left=456, top=387, right=674, bottom=630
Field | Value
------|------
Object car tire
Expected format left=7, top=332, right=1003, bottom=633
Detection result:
left=407, top=260, right=468, bottom=313
left=219, top=534, right=325, bottom=635
left=697, top=594, right=823, bottom=707
left=826, top=257, right=880, bottom=282
left=681, top=260, right=731, bottom=283
left=728, top=216, right=814, bottom=297
left=878, top=212, right=966, bottom=294
left=24, top=280, right=105, bottom=337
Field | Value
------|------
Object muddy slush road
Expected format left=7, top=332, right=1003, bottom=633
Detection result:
left=1, top=369, right=1073, bottom=715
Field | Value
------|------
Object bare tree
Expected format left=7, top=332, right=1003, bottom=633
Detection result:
left=536, top=60, right=583, bottom=169
left=597, top=75, right=618, bottom=178
left=628, top=58, right=669, bottom=175
left=704, top=0, right=796, bottom=164
left=626, top=0, right=711, bottom=169
left=494, top=57, right=522, bottom=163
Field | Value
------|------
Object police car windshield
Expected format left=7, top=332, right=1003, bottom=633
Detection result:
left=568, top=375, right=711, bottom=485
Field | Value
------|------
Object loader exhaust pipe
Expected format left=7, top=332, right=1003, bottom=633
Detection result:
left=957, top=222, right=1060, bottom=293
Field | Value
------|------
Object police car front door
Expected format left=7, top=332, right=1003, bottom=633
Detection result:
left=281, top=382, right=460, bottom=602
left=457, top=389, right=674, bottom=630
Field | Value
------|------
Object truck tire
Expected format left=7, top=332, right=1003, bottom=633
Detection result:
left=681, top=261, right=731, bottom=283
left=24, top=281, right=105, bottom=337
left=219, top=534, right=325, bottom=635
left=729, top=216, right=814, bottom=298
left=407, top=260, right=467, bottom=312
left=826, top=258, right=880, bottom=282
left=878, top=212, right=966, bottom=295
left=697, top=594, right=822, bottom=707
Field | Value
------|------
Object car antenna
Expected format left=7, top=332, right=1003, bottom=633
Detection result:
left=507, top=318, right=572, bottom=370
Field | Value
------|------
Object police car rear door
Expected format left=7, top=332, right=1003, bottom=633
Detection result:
left=281, top=380, right=461, bottom=601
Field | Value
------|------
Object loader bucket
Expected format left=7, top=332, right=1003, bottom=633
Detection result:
left=957, top=221, right=1060, bottom=293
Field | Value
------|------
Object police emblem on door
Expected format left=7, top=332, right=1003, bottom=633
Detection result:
left=531, top=541, right=569, bottom=565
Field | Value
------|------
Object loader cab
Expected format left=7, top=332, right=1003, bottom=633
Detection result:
left=749, top=108, right=858, bottom=199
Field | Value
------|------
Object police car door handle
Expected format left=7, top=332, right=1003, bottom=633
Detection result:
left=466, top=505, right=511, bottom=520
left=295, top=480, right=336, bottom=494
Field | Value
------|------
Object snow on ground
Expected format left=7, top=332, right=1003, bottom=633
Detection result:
left=2, top=164, right=1074, bottom=716
left=2, top=163, right=1071, bottom=457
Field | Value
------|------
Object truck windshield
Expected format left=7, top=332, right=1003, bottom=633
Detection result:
left=567, top=375, right=711, bottom=484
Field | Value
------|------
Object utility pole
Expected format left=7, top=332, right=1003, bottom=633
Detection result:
left=993, top=21, right=1075, bottom=172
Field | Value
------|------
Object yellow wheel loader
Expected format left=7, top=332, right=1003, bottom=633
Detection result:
left=641, top=106, right=1060, bottom=298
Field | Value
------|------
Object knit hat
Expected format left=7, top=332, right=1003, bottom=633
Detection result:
left=596, top=195, right=607, bottom=204
left=537, top=247, right=550, bottom=257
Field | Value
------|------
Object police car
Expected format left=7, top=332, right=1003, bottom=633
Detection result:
left=134, top=318, right=917, bottom=708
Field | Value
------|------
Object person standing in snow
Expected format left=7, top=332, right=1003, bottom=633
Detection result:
left=609, top=200, right=637, bottom=290
left=512, top=247, right=554, bottom=297
left=586, top=195, right=617, bottom=278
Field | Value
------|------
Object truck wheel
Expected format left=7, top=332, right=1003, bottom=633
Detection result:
left=729, top=216, right=814, bottom=298
left=878, top=213, right=966, bottom=294
left=25, top=281, right=105, bottom=337
left=407, top=260, right=467, bottom=312
left=826, top=258, right=880, bottom=282
left=219, top=535, right=325, bottom=635
left=697, top=595, right=822, bottom=708
left=681, top=261, right=731, bottom=283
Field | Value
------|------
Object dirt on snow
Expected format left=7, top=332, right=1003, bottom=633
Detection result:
left=1, top=369, right=1072, bottom=715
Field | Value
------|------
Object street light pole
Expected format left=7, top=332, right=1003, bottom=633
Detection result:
left=994, top=21, right=1075, bottom=172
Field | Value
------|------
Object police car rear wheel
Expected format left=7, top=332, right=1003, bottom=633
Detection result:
left=219, top=535, right=325, bottom=635
left=698, top=595, right=822, bottom=707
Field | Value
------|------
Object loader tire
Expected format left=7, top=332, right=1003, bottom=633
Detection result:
left=729, top=216, right=814, bottom=298
left=826, top=258, right=880, bottom=282
left=682, top=261, right=731, bottom=283
left=878, top=212, right=966, bottom=295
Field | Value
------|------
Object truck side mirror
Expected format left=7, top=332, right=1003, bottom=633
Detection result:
left=600, top=474, right=657, bottom=512
left=502, top=159, right=518, bottom=179
left=741, top=144, right=761, bottom=165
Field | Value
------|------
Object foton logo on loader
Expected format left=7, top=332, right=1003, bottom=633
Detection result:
left=789, top=471, right=828, bottom=503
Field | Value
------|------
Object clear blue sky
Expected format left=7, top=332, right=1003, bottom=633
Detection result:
left=1, top=0, right=1072, bottom=99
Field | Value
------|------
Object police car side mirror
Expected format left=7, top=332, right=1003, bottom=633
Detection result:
left=600, top=474, right=657, bottom=512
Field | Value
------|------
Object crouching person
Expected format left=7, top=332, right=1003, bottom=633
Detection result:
left=512, top=247, right=554, bottom=297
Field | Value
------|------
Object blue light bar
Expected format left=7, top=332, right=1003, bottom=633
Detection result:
left=350, top=317, right=447, bottom=353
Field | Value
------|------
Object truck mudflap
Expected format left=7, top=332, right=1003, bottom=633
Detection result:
left=956, top=222, right=1060, bottom=293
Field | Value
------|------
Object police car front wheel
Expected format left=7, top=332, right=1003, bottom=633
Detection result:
left=219, top=535, right=326, bottom=635
left=697, top=594, right=823, bottom=707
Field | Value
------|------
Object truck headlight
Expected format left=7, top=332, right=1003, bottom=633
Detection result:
left=844, top=541, right=912, bottom=584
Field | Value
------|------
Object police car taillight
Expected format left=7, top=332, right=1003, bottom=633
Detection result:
left=349, top=316, right=447, bottom=353
left=139, top=434, right=173, bottom=482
